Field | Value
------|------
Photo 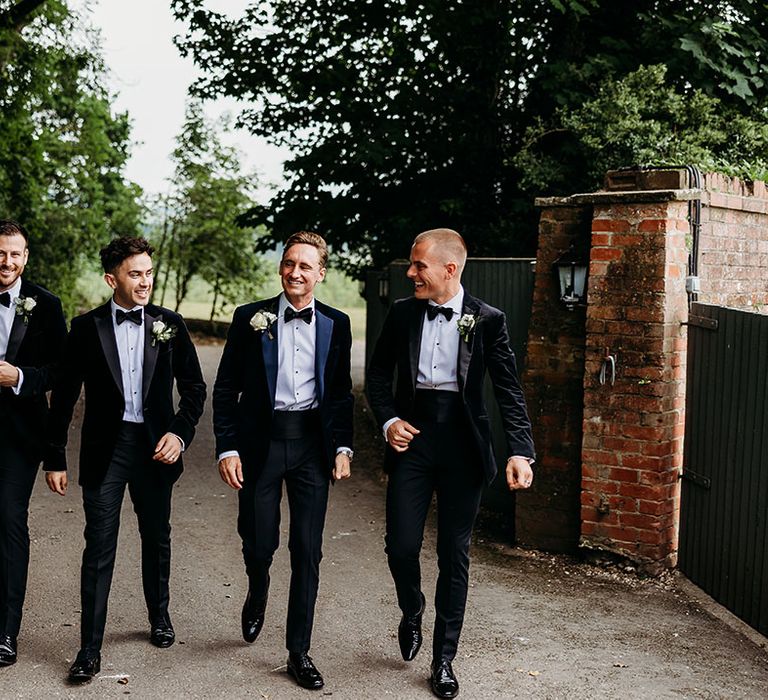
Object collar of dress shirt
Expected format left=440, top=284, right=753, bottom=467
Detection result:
left=3, top=276, right=22, bottom=302
left=278, top=292, right=316, bottom=318
left=110, top=298, right=144, bottom=320
left=427, top=285, right=464, bottom=317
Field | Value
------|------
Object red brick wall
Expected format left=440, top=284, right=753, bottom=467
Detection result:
left=698, top=173, right=768, bottom=310
left=519, top=205, right=591, bottom=551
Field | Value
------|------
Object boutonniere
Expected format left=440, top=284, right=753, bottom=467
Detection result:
left=14, top=295, right=37, bottom=325
left=456, top=313, right=477, bottom=343
left=250, top=310, right=278, bottom=339
left=151, top=320, right=177, bottom=346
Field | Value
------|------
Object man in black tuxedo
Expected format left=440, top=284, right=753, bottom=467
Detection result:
left=44, top=236, right=206, bottom=682
left=213, top=231, right=353, bottom=691
left=367, top=228, right=535, bottom=699
left=0, top=220, right=67, bottom=667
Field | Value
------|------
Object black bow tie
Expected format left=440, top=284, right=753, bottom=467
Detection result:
left=426, top=305, right=454, bottom=322
left=116, top=308, right=143, bottom=325
left=0, top=292, right=10, bottom=308
left=285, top=307, right=313, bottom=324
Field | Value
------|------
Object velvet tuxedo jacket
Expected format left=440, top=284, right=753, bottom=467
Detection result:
left=366, top=292, right=535, bottom=484
left=44, top=302, right=206, bottom=487
left=212, top=296, right=353, bottom=478
left=0, top=280, right=67, bottom=462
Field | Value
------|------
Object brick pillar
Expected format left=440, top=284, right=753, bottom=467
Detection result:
left=520, top=204, right=591, bottom=551
left=580, top=195, right=691, bottom=573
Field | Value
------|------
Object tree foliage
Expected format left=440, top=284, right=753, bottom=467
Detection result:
left=153, top=100, right=267, bottom=320
left=172, top=0, right=768, bottom=274
left=0, top=0, right=140, bottom=313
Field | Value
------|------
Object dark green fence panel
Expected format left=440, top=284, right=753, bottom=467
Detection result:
left=679, top=303, right=768, bottom=636
left=364, top=258, right=536, bottom=530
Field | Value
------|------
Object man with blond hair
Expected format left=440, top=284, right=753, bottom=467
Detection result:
left=367, top=228, right=535, bottom=698
left=213, top=231, right=353, bottom=691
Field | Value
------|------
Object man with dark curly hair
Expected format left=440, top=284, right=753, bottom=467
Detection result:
left=45, top=236, right=206, bottom=683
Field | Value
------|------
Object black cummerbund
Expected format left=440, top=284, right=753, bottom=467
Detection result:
left=271, top=408, right=321, bottom=440
left=413, top=389, right=464, bottom=424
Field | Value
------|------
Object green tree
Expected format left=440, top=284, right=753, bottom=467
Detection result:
left=157, top=100, right=266, bottom=319
left=172, top=0, right=768, bottom=274
left=0, top=0, right=140, bottom=313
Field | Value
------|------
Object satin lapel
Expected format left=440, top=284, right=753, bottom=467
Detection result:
left=314, top=309, right=333, bottom=403
left=142, top=308, right=160, bottom=400
left=95, top=305, right=123, bottom=393
left=458, top=295, right=481, bottom=395
left=5, top=313, right=28, bottom=365
left=408, top=301, right=426, bottom=390
left=261, top=317, right=278, bottom=409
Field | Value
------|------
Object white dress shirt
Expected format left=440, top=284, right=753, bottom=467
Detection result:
left=416, top=287, right=464, bottom=392
left=275, top=294, right=319, bottom=411
left=111, top=300, right=145, bottom=423
left=0, top=277, right=25, bottom=394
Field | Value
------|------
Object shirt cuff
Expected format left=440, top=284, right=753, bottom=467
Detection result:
left=11, top=367, right=23, bottom=395
left=382, top=417, right=399, bottom=440
left=510, top=455, right=535, bottom=466
left=169, top=433, right=185, bottom=452
left=218, top=450, right=240, bottom=463
left=335, top=446, right=352, bottom=454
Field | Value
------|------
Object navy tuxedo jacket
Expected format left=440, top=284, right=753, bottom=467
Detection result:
left=44, top=302, right=206, bottom=487
left=212, top=296, right=353, bottom=478
left=0, top=280, right=67, bottom=461
left=366, top=293, right=535, bottom=484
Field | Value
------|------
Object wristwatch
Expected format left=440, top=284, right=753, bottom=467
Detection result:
left=338, top=448, right=354, bottom=462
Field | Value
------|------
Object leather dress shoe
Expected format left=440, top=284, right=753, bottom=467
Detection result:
left=398, top=592, right=426, bottom=661
left=0, top=636, right=17, bottom=666
left=68, top=649, right=101, bottom=683
left=241, top=592, right=267, bottom=643
left=430, top=659, right=459, bottom=699
left=286, top=651, right=324, bottom=690
left=150, top=618, right=175, bottom=648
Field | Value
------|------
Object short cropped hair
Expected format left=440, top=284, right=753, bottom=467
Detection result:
left=283, top=231, right=328, bottom=269
left=413, top=228, right=468, bottom=272
left=0, top=219, right=29, bottom=244
left=100, top=236, right=154, bottom=274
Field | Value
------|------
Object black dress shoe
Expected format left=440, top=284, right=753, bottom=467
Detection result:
left=430, top=659, right=459, bottom=699
left=241, top=592, right=267, bottom=643
left=286, top=651, right=324, bottom=690
left=398, top=592, right=426, bottom=661
left=150, top=618, right=175, bottom=648
left=68, top=650, right=101, bottom=683
left=0, top=636, right=17, bottom=666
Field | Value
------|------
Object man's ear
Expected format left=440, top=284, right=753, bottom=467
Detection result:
left=445, top=262, right=458, bottom=279
left=104, top=273, right=117, bottom=290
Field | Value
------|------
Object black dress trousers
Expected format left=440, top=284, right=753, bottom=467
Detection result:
left=384, top=391, right=484, bottom=662
left=79, top=422, right=174, bottom=651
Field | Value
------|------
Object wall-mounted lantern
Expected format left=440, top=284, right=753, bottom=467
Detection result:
left=553, top=245, right=588, bottom=310
left=378, top=274, right=389, bottom=302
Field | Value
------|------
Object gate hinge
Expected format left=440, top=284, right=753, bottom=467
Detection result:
left=686, top=314, right=718, bottom=331
left=681, top=469, right=711, bottom=489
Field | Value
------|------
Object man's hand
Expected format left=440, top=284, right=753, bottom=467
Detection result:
left=153, top=433, right=182, bottom=464
left=219, top=455, right=244, bottom=490
left=46, top=471, right=68, bottom=496
left=333, top=452, right=352, bottom=480
left=385, top=419, right=420, bottom=453
left=0, top=361, right=19, bottom=387
left=506, top=456, right=533, bottom=491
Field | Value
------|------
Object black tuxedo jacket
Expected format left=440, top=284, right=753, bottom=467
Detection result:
left=0, top=280, right=67, bottom=462
left=212, top=296, right=353, bottom=478
left=366, top=293, right=534, bottom=484
left=44, top=302, right=206, bottom=487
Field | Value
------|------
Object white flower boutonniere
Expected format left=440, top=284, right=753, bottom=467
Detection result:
left=14, top=295, right=37, bottom=325
left=151, top=320, right=177, bottom=346
left=456, top=313, right=477, bottom=343
left=250, top=310, right=278, bottom=339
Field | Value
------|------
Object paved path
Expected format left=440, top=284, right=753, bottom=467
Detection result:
left=5, top=341, right=768, bottom=698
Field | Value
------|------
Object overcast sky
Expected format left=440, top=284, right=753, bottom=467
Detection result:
left=82, top=0, right=288, bottom=201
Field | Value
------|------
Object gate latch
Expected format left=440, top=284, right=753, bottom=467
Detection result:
left=681, top=469, right=711, bottom=489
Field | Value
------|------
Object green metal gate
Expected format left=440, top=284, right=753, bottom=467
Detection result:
left=679, top=302, right=768, bottom=636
